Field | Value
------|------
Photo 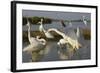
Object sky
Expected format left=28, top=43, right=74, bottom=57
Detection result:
left=22, top=10, right=91, bottom=20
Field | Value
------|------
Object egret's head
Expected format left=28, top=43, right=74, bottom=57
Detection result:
left=37, top=18, right=43, bottom=24
left=41, top=18, right=43, bottom=22
left=36, top=35, right=41, bottom=39
left=83, top=16, right=85, bottom=19
left=36, top=35, right=47, bottom=45
left=26, top=21, right=30, bottom=27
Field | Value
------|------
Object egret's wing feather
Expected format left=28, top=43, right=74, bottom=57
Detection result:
left=65, top=28, right=77, bottom=40
left=23, top=43, right=45, bottom=52
left=23, top=37, right=46, bottom=52
left=23, top=44, right=34, bottom=52
left=45, top=32, right=54, bottom=38
left=64, top=27, right=82, bottom=49
left=30, top=37, right=40, bottom=45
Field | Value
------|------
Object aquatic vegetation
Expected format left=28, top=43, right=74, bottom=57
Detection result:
left=23, top=16, right=90, bottom=25
left=23, top=16, right=52, bottom=25
left=22, top=31, right=62, bottom=42
left=82, top=28, right=91, bottom=40
left=23, top=28, right=91, bottom=43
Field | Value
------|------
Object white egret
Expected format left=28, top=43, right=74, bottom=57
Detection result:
left=26, top=21, right=35, bottom=44
left=48, top=28, right=82, bottom=50
left=68, top=21, right=80, bottom=38
left=69, top=21, right=80, bottom=38
left=48, top=28, right=81, bottom=59
left=76, top=27, right=80, bottom=38
left=60, top=20, right=80, bottom=43
left=39, top=18, right=44, bottom=32
left=83, top=16, right=87, bottom=26
left=23, top=20, right=47, bottom=53
left=69, top=21, right=72, bottom=27
left=38, top=18, right=54, bottom=39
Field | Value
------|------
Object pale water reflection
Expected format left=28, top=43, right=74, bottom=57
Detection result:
left=22, top=38, right=90, bottom=63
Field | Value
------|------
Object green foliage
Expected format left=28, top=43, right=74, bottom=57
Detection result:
left=23, top=16, right=52, bottom=25
left=23, top=17, right=27, bottom=25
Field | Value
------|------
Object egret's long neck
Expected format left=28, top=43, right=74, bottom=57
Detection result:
left=41, top=21, right=46, bottom=33
left=76, top=27, right=80, bottom=38
left=49, top=28, right=67, bottom=39
left=41, top=39, right=46, bottom=45
left=37, top=37, right=46, bottom=45
left=28, top=23, right=31, bottom=42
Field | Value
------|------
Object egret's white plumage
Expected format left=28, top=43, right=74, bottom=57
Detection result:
left=39, top=18, right=44, bottom=32
left=48, top=28, right=81, bottom=59
left=57, top=39, right=68, bottom=46
left=23, top=20, right=46, bottom=52
left=48, top=28, right=82, bottom=50
left=83, top=16, right=87, bottom=26
left=76, top=27, right=80, bottom=38
left=38, top=18, right=54, bottom=39
left=23, top=41, right=46, bottom=52
left=26, top=21, right=37, bottom=44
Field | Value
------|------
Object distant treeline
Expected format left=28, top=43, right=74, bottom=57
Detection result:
left=23, top=16, right=90, bottom=25
left=23, top=17, right=52, bottom=25
left=53, top=19, right=90, bottom=23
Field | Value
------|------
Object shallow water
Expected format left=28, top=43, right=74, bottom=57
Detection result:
left=22, top=38, right=91, bottom=63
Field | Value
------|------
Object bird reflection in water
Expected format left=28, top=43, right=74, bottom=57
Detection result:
left=31, top=42, right=51, bottom=62
left=31, top=49, right=45, bottom=62
left=57, top=43, right=76, bottom=60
